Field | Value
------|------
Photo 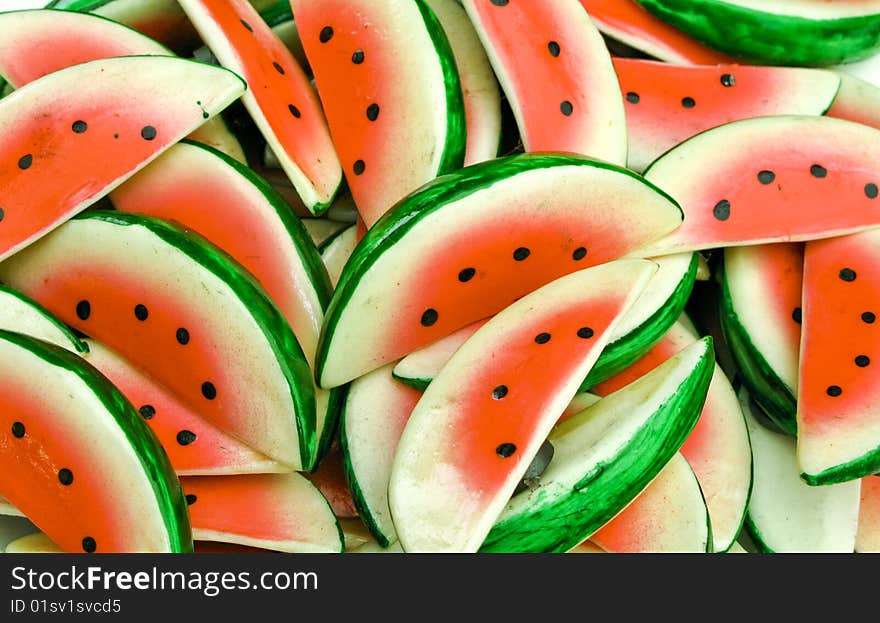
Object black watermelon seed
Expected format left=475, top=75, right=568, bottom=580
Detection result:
left=758, top=170, right=775, bottom=185
left=76, top=300, right=91, bottom=320
left=577, top=327, right=595, bottom=339
left=682, top=97, right=696, bottom=108
left=141, top=126, right=157, bottom=141
left=421, top=308, right=438, bottom=327
left=176, top=328, right=190, bottom=345
left=185, top=494, right=198, bottom=506
left=273, top=61, right=285, bottom=75
left=134, top=304, right=149, bottom=321
left=288, top=104, right=302, bottom=118
left=177, top=430, right=197, bottom=446
left=496, top=443, right=516, bottom=457
left=811, top=164, right=827, bottom=178
left=548, top=41, right=561, bottom=57
left=840, top=268, right=857, bottom=282
left=58, top=469, right=74, bottom=486
left=201, top=382, right=217, bottom=400
left=490, top=0, right=509, bottom=5
left=827, top=385, right=842, bottom=397
left=625, top=92, right=640, bottom=104
left=492, top=385, right=509, bottom=400
left=18, top=154, right=32, bottom=169
left=353, top=160, right=366, bottom=175
left=139, top=405, right=156, bottom=420
left=0, top=208, right=4, bottom=222
left=352, top=50, right=365, bottom=64
left=535, top=332, right=551, bottom=344
left=572, top=246, right=587, bottom=260
left=863, top=311, right=876, bottom=324
left=11, top=422, right=25, bottom=438
left=792, top=307, right=802, bottom=324
left=82, top=537, right=96, bottom=553
left=319, top=26, right=334, bottom=43
left=513, top=247, right=530, bottom=261
left=458, top=268, right=476, bottom=282
left=866, top=183, right=878, bottom=199
left=713, top=199, right=731, bottom=221
left=72, top=120, right=88, bottom=134
left=856, top=355, right=871, bottom=367
left=560, top=100, right=574, bottom=116
left=241, top=19, right=253, bottom=32
left=720, top=73, right=736, bottom=87
left=366, top=103, right=380, bottom=121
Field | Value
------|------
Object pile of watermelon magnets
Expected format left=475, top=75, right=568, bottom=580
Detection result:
left=2, top=0, right=880, bottom=555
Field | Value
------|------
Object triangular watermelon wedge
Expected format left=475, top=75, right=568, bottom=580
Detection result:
left=0, top=54, right=245, bottom=262
left=635, top=115, right=880, bottom=256
left=388, top=259, right=657, bottom=552
left=0, top=329, right=191, bottom=553
left=316, top=153, right=682, bottom=389
left=463, top=0, right=626, bottom=165
left=799, top=230, right=880, bottom=485
left=109, top=139, right=340, bottom=469
left=613, top=59, right=840, bottom=172
left=0, top=8, right=246, bottom=163
left=178, top=0, right=343, bottom=214
left=0, top=211, right=316, bottom=470
left=290, top=0, right=466, bottom=227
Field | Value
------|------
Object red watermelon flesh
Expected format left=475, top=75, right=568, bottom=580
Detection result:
left=614, top=59, right=840, bottom=172
left=81, top=339, right=285, bottom=477
left=799, top=230, right=880, bottom=484
left=464, top=0, right=626, bottom=165
left=637, top=116, right=880, bottom=255
left=388, top=259, right=656, bottom=552
left=0, top=55, right=245, bottom=262
left=591, top=320, right=751, bottom=553
left=0, top=8, right=246, bottom=163
left=180, top=473, right=343, bottom=553
left=578, top=0, right=732, bottom=64
left=857, top=476, right=880, bottom=552
left=178, top=0, right=343, bottom=213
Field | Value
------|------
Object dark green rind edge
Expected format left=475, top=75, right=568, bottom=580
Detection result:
left=338, top=388, right=393, bottom=548
left=258, top=1, right=293, bottom=28
left=390, top=371, right=430, bottom=392
left=414, top=0, right=467, bottom=179
left=0, top=283, right=88, bottom=354
left=315, top=152, right=682, bottom=387
left=742, top=513, right=775, bottom=554
left=635, top=0, right=880, bottom=66
left=580, top=252, right=698, bottom=391
left=480, top=337, right=715, bottom=553
left=168, top=139, right=339, bottom=469
left=717, top=255, right=797, bottom=436
left=73, top=211, right=317, bottom=468
left=801, top=450, right=880, bottom=486
left=315, top=221, right=355, bottom=254
left=46, top=0, right=117, bottom=10
left=0, top=328, right=192, bottom=553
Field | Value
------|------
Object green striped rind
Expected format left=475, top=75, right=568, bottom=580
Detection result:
left=742, top=513, right=774, bottom=554
left=717, top=257, right=797, bottom=436
left=0, top=283, right=88, bottom=354
left=0, top=328, right=192, bottom=553
left=635, top=0, right=880, bottom=66
left=480, top=337, right=714, bottom=553
left=390, top=372, right=431, bottom=392
left=414, top=0, right=467, bottom=178
left=46, top=0, right=115, bottom=8
left=580, top=252, right=698, bottom=391
left=338, top=394, right=391, bottom=548
left=316, top=153, right=681, bottom=385
left=77, top=211, right=317, bottom=465
left=801, top=453, right=880, bottom=487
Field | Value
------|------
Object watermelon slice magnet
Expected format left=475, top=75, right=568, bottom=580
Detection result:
left=799, top=230, right=880, bottom=485
left=0, top=54, right=245, bottom=262
left=316, top=153, right=683, bottom=389
left=178, top=0, right=343, bottom=214
left=0, top=212, right=316, bottom=471
left=388, top=259, right=657, bottom=552
left=636, top=116, right=880, bottom=256
left=290, top=0, right=466, bottom=227
left=0, top=329, right=191, bottom=553
left=463, top=0, right=626, bottom=165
